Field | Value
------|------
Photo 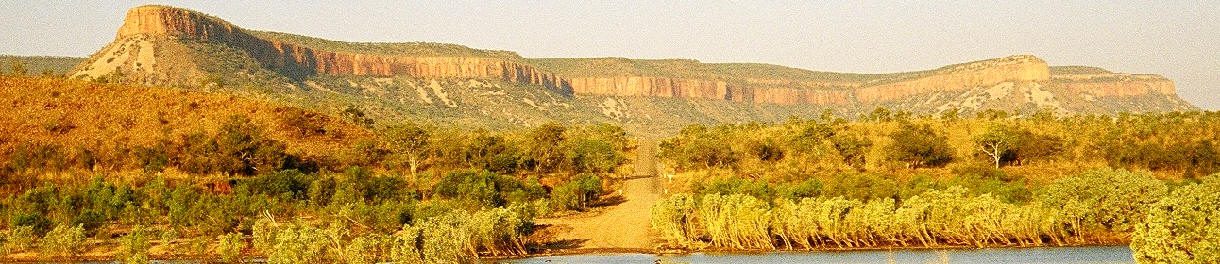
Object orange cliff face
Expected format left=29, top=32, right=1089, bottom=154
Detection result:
left=1048, top=74, right=1177, bottom=97
left=114, top=5, right=571, bottom=94
left=94, top=5, right=1184, bottom=109
left=854, top=55, right=1051, bottom=103
left=563, top=56, right=1052, bottom=105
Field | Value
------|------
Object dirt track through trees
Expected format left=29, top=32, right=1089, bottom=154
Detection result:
left=538, top=139, right=662, bottom=250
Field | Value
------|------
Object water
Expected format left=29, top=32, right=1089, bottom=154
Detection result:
left=498, top=246, right=1134, bottom=264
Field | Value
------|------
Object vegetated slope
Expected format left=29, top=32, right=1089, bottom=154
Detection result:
left=69, top=5, right=1196, bottom=135
left=0, top=55, right=85, bottom=76
left=0, top=76, right=372, bottom=177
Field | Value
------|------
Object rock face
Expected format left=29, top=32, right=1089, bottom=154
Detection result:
left=109, top=5, right=571, bottom=94
left=1048, top=73, right=1177, bottom=97
left=854, top=56, right=1051, bottom=103
left=74, top=5, right=1193, bottom=113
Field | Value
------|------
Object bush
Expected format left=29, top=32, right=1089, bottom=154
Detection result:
left=1, top=225, right=36, bottom=253
left=244, top=170, right=314, bottom=200
left=39, top=224, right=85, bottom=257
left=1039, top=168, right=1167, bottom=236
left=551, top=174, right=603, bottom=210
left=119, top=225, right=151, bottom=264
left=217, top=232, right=245, bottom=263
left=434, top=170, right=541, bottom=208
left=11, top=212, right=52, bottom=236
left=1131, top=175, right=1220, bottom=264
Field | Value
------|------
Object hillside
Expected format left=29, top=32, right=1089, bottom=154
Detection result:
left=1, top=55, right=84, bottom=76
left=68, top=5, right=1196, bottom=135
left=0, top=76, right=372, bottom=179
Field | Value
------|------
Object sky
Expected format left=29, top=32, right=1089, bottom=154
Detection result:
left=2, top=1, right=1217, bottom=109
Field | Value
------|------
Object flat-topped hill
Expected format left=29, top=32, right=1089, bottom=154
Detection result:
left=65, top=5, right=1196, bottom=134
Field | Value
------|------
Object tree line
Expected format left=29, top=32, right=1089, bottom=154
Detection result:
left=652, top=168, right=1170, bottom=250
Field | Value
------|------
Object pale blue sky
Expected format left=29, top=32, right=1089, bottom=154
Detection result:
left=2, top=1, right=1216, bottom=109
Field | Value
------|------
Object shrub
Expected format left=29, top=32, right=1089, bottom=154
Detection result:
left=1039, top=168, right=1167, bottom=236
left=244, top=170, right=314, bottom=200
left=217, top=232, right=245, bottom=263
left=1, top=225, right=36, bottom=253
left=551, top=174, right=603, bottom=210
left=434, top=170, right=540, bottom=208
left=39, top=224, right=85, bottom=257
left=1131, top=175, right=1220, bottom=264
left=11, top=212, right=52, bottom=236
left=119, top=225, right=151, bottom=264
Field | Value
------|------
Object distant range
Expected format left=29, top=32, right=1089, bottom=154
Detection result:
left=6, top=5, right=1196, bottom=134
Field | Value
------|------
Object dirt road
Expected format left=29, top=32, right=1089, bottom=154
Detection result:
left=537, top=139, right=662, bottom=250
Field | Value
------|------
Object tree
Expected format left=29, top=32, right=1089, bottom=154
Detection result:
left=888, top=124, right=953, bottom=168
left=976, top=124, right=1019, bottom=168
left=831, top=133, right=872, bottom=170
left=551, top=174, right=603, bottom=210
left=1131, top=175, right=1220, bottom=264
left=526, top=123, right=566, bottom=172
left=383, top=123, right=430, bottom=182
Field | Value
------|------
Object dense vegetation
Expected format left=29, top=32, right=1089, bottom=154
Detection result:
left=1131, top=175, right=1220, bottom=263
left=0, top=76, right=631, bottom=262
left=654, top=110, right=1220, bottom=256
left=653, top=168, right=1178, bottom=250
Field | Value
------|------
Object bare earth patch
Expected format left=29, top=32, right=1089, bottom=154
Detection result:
left=536, top=140, right=662, bottom=251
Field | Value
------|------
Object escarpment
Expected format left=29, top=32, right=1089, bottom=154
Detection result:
left=72, top=5, right=1195, bottom=118
left=95, top=5, right=571, bottom=94
left=1048, top=73, right=1177, bottom=97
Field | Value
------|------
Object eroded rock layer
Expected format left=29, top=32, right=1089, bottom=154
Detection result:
left=73, top=5, right=1193, bottom=112
left=105, top=5, right=570, bottom=94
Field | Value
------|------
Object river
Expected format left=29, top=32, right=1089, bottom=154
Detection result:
left=497, top=246, right=1134, bottom=264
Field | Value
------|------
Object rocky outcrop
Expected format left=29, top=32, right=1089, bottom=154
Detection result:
left=1049, top=74, right=1176, bottom=97
left=854, top=55, right=1050, bottom=103
left=112, top=5, right=571, bottom=94
left=566, top=76, right=730, bottom=99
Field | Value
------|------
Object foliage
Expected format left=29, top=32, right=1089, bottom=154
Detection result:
left=1039, top=169, right=1167, bottom=236
left=888, top=123, right=954, bottom=168
left=119, top=225, right=152, bottom=264
left=1, top=225, right=35, bottom=253
left=551, top=173, right=603, bottom=210
left=434, top=170, right=544, bottom=208
left=217, top=232, right=245, bottom=263
left=39, top=224, right=85, bottom=257
left=1131, top=175, right=1220, bottom=264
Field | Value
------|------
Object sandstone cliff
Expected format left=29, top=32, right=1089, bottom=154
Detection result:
left=71, top=5, right=1193, bottom=115
left=88, top=5, right=571, bottom=94
left=1048, top=73, right=1176, bottom=97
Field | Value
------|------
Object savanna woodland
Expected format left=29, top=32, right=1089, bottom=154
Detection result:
left=2, top=65, right=1219, bottom=264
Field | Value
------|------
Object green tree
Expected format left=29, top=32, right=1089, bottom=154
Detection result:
left=976, top=124, right=1019, bottom=168
left=1039, top=169, right=1167, bottom=238
left=888, top=124, right=953, bottom=168
left=551, top=174, right=603, bottom=210
left=383, top=123, right=431, bottom=182
left=526, top=123, right=567, bottom=172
